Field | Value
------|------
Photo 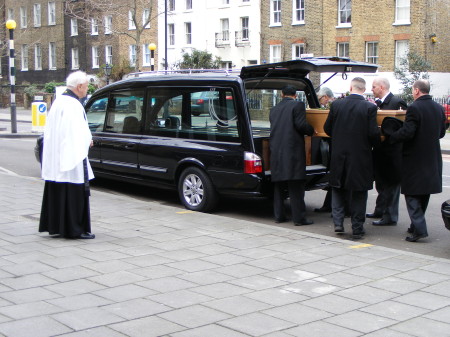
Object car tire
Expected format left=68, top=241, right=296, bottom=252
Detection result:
left=192, top=111, right=201, bottom=117
left=178, top=166, right=218, bottom=212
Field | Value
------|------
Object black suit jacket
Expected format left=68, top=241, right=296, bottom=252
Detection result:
left=269, top=97, right=314, bottom=182
left=324, top=94, right=380, bottom=190
left=373, top=93, right=408, bottom=183
left=390, top=95, right=446, bottom=195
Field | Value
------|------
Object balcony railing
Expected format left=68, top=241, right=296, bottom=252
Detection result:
left=215, top=32, right=230, bottom=48
left=235, top=30, right=250, bottom=47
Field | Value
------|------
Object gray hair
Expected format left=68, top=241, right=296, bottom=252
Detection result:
left=413, top=79, right=430, bottom=94
left=317, top=87, right=334, bottom=98
left=373, top=77, right=390, bottom=90
left=66, top=71, right=88, bottom=89
left=351, top=77, right=366, bottom=92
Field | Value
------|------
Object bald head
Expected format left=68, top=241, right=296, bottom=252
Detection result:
left=372, top=77, right=390, bottom=99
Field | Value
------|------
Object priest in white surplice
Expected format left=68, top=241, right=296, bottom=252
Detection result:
left=39, top=71, right=95, bottom=239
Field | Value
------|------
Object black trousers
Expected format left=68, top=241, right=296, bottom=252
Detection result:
left=405, top=194, right=430, bottom=236
left=374, top=181, right=400, bottom=222
left=273, top=180, right=306, bottom=223
left=332, top=187, right=367, bottom=234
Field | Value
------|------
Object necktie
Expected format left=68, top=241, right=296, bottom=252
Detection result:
left=376, top=99, right=382, bottom=107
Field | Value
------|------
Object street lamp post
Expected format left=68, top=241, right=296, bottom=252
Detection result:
left=6, top=20, right=17, bottom=134
left=104, top=63, right=112, bottom=85
left=148, top=43, right=156, bottom=71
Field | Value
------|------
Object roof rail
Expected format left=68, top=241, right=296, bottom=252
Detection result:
left=124, top=68, right=240, bottom=79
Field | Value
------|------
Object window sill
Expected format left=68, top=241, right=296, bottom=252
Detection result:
left=292, top=21, right=305, bottom=26
left=21, top=69, right=28, bottom=72
left=336, top=24, right=352, bottom=29
left=91, top=33, right=98, bottom=36
left=269, top=23, right=282, bottom=28
left=392, top=21, right=411, bottom=26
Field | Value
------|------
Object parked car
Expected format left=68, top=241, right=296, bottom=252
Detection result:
left=443, top=96, right=450, bottom=129
left=35, top=57, right=378, bottom=212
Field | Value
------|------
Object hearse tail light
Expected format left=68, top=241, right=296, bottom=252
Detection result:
left=196, top=99, right=204, bottom=104
left=244, top=152, right=262, bottom=174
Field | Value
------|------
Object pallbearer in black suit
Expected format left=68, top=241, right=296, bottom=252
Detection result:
left=270, top=85, right=314, bottom=226
left=324, top=77, right=381, bottom=239
left=388, top=79, right=446, bottom=242
left=368, top=77, right=407, bottom=226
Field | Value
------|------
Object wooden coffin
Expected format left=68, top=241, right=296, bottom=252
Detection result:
left=306, top=109, right=407, bottom=137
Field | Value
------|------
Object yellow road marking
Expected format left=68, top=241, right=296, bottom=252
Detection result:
left=349, top=243, right=374, bottom=249
left=176, top=210, right=195, bottom=214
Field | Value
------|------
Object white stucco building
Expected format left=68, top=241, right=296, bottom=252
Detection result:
left=157, top=0, right=260, bottom=70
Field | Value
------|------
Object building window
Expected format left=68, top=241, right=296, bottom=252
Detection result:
left=292, top=43, right=305, bottom=59
left=221, top=19, right=229, bottom=41
left=92, top=46, right=100, bottom=68
left=223, top=0, right=230, bottom=4
left=186, top=0, right=192, bottom=10
left=129, top=45, right=137, bottom=67
left=105, top=45, right=113, bottom=64
left=105, top=15, right=112, bottom=34
left=366, top=41, right=378, bottom=64
left=49, top=42, right=56, bottom=69
left=337, top=42, right=349, bottom=57
left=143, top=9, right=150, bottom=28
left=91, top=18, right=98, bottom=35
left=128, top=11, right=136, bottom=30
left=168, top=0, right=175, bottom=11
left=168, top=24, right=175, bottom=45
left=21, top=45, right=29, bottom=71
left=143, top=44, right=151, bottom=66
left=71, top=48, right=79, bottom=69
left=270, top=0, right=281, bottom=26
left=20, top=7, right=27, bottom=28
left=35, top=44, right=42, bottom=70
left=33, top=4, right=41, bottom=27
left=241, top=17, right=249, bottom=40
left=395, top=40, right=409, bottom=68
left=338, top=0, right=351, bottom=26
left=48, top=2, right=56, bottom=25
left=270, top=45, right=282, bottom=63
left=293, top=0, right=305, bottom=24
left=71, top=18, right=78, bottom=36
left=7, top=8, right=14, bottom=20
left=395, top=0, right=410, bottom=24
left=185, top=22, right=192, bottom=45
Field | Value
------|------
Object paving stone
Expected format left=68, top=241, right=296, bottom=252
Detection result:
left=244, top=288, right=308, bottom=306
left=0, top=301, right=62, bottom=320
left=103, top=298, right=171, bottom=320
left=322, top=255, right=376, bottom=268
left=149, top=289, right=214, bottom=309
left=93, top=284, right=157, bottom=302
left=336, top=285, right=399, bottom=304
left=373, top=257, right=431, bottom=272
left=189, top=243, right=237, bottom=255
left=203, top=295, right=272, bottom=315
left=390, top=316, right=450, bottom=337
left=313, top=271, right=370, bottom=288
left=170, top=324, right=249, bottom=337
left=45, top=279, right=106, bottom=297
left=344, top=264, right=400, bottom=280
left=158, top=304, right=231, bottom=328
left=43, top=265, right=100, bottom=282
left=52, top=307, right=125, bottom=330
left=190, top=282, right=251, bottom=299
left=228, top=274, right=288, bottom=290
left=363, top=329, right=413, bottom=337
left=200, top=253, right=251, bottom=266
left=325, top=311, right=397, bottom=333
left=177, top=270, right=234, bottom=285
left=83, top=260, right=136, bottom=274
left=396, top=269, right=450, bottom=285
left=302, top=293, right=367, bottom=314
left=245, top=256, right=299, bottom=271
left=88, top=270, right=146, bottom=287
left=0, top=316, right=72, bottom=337
left=56, top=326, right=127, bottom=337
left=367, top=277, right=427, bottom=294
left=263, top=303, right=333, bottom=325
left=424, top=306, right=450, bottom=324
left=263, top=268, right=319, bottom=282
left=420, top=262, right=450, bottom=276
left=219, top=312, right=296, bottom=336
left=278, top=251, right=327, bottom=264
left=233, top=247, right=280, bottom=259
left=0, top=287, right=61, bottom=304
left=0, top=273, right=56, bottom=290
left=393, top=291, right=450, bottom=310
left=47, top=294, right=112, bottom=311
left=214, top=263, right=268, bottom=278
left=1, top=261, right=55, bottom=276
left=360, top=300, right=430, bottom=321
left=283, top=279, right=341, bottom=298
left=122, top=254, right=175, bottom=267
left=131, top=264, right=183, bottom=279
left=295, top=260, right=349, bottom=275
left=283, top=321, right=362, bottom=337
left=137, top=276, right=197, bottom=293
left=110, top=314, right=185, bottom=336
left=166, top=259, right=220, bottom=273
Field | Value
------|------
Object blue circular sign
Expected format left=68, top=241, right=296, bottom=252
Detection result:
left=38, top=104, right=46, bottom=113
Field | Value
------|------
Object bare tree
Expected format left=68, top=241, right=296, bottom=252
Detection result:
left=65, top=0, right=157, bottom=71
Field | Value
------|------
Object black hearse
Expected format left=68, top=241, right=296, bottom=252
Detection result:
left=66, top=58, right=378, bottom=212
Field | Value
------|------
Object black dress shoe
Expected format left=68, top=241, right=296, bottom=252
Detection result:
left=352, top=230, right=366, bottom=239
left=294, top=219, right=314, bottom=226
left=314, top=207, right=331, bottom=213
left=77, top=232, right=95, bottom=239
left=366, top=212, right=382, bottom=218
left=334, top=225, right=344, bottom=233
left=405, top=233, right=428, bottom=242
left=372, top=219, right=397, bottom=226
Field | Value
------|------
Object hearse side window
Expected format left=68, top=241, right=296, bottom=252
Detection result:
left=146, top=87, right=240, bottom=142
left=247, top=89, right=306, bottom=137
left=104, top=89, right=145, bottom=134
left=85, top=96, right=108, bottom=132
